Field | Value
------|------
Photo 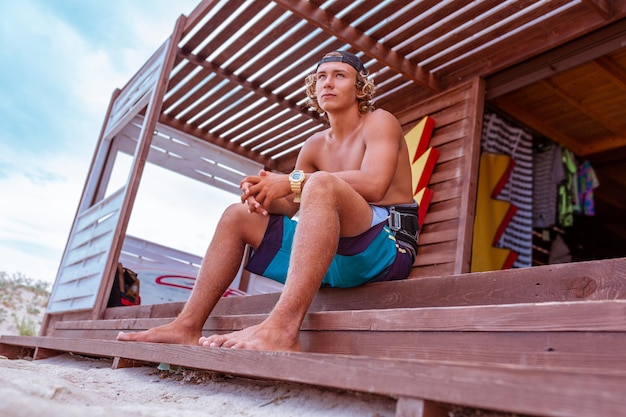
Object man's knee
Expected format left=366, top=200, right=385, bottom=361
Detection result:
left=220, top=203, right=248, bottom=226
left=304, top=171, right=341, bottom=198
left=220, top=202, right=269, bottom=246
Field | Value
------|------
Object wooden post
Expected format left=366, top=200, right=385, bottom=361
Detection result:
left=396, top=397, right=448, bottom=417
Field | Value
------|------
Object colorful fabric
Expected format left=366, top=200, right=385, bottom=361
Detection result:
left=577, top=160, right=600, bottom=216
left=245, top=215, right=414, bottom=288
left=558, top=148, right=577, bottom=227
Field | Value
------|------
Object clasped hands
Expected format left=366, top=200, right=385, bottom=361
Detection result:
left=240, top=170, right=290, bottom=215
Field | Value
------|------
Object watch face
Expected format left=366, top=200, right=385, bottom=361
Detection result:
left=291, top=171, right=304, bottom=181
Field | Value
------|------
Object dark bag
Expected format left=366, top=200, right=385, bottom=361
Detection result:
left=388, top=202, right=420, bottom=258
left=107, top=263, right=141, bottom=307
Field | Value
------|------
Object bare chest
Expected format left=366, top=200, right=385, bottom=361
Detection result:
left=317, top=138, right=366, bottom=171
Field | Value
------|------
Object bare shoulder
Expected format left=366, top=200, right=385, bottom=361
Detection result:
left=366, top=108, right=398, bottom=123
left=363, top=109, right=403, bottom=137
left=307, top=128, right=329, bottom=141
left=302, top=128, right=328, bottom=149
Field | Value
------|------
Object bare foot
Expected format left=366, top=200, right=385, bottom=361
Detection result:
left=117, top=321, right=201, bottom=346
left=199, top=322, right=301, bottom=352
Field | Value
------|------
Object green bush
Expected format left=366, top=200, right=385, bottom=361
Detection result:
left=14, top=314, right=37, bottom=336
left=0, top=271, right=50, bottom=295
left=0, top=271, right=51, bottom=336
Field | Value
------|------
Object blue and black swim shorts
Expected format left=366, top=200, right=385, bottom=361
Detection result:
left=245, top=214, right=414, bottom=288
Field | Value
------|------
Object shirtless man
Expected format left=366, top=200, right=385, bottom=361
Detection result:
left=117, top=51, right=418, bottom=352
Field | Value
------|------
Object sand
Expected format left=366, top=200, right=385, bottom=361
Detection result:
left=0, top=281, right=397, bottom=417
left=0, top=352, right=398, bottom=417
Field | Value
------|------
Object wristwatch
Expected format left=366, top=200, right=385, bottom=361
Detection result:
left=289, top=170, right=306, bottom=203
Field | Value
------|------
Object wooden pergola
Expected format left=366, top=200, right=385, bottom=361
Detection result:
left=3, top=1, right=626, bottom=416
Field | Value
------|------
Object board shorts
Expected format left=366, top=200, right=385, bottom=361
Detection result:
left=244, top=205, right=417, bottom=288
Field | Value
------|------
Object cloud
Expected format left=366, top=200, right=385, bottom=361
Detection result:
left=0, top=155, right=83, bottom=282
left=0, top=0, right=198, bottom=156
left=0, top=0, right=208, bottom=284
left=1, top=1, right=104, bottom=155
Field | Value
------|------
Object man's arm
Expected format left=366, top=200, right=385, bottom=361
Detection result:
left=239, top=139, right=319, bottom=216
left=240, top=171, right=298, bottom=217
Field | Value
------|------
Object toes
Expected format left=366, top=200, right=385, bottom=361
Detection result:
left=200, top=335, right=225, bottom=347
left=220, top=339, right=239, bottom=349
left=230, top=341, right=249, bottom=350
left=199, top=334, right=246, bottom=349
left=117, top=331, right=138, bottom=341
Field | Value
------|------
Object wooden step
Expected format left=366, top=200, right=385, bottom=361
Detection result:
left=62, top=299, right=626, bottom=332
left=1, top=335, right=625, bottom=417
left=47, top=300, right=626, bottom=373
left=99, top=257, right=626, bottom=321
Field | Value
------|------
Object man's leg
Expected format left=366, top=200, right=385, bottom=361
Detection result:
left=200, top=171, right=374, bottom=351
left=117, top=203, right=269, bottom=345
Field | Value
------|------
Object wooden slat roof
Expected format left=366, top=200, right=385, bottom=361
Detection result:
left=155, top=0, right=626, bottom=173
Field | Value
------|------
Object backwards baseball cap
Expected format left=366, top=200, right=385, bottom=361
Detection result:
left=316, top=51, right=367, bottom=74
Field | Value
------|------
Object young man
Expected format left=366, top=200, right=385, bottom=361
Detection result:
left=117, top=51, right=419, bottom=352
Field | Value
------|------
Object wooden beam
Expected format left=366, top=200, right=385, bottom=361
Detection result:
left=593, top=55, right=626, bottom=92
left=180, top=0, right=221, bottom=39
left=272, top=0, right=440, bottom=93
left=581, top=0, right=614, bottom=19
left=455, top=78, right=484, bottom=275
left=92, top=15, right=190, bottom=321
left=2, top=336, right=625, bottom=417
left=539, top=79, right=626, bottom=137
left=486, top=18, right=626, bottom=98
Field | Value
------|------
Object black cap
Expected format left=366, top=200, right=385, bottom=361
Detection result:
left=316, top=51, right=367, bottom=74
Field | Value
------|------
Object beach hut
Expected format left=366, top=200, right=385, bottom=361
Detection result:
left=3, top=2, right=626, bottom=416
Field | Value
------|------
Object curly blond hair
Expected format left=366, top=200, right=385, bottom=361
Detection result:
left=304, top=55, right=376, bottom=117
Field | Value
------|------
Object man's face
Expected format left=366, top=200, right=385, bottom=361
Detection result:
left=315, top=62, right=358, bottom=112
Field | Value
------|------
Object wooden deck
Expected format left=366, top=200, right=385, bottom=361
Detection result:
left=3, top=257, right=626, bottom=417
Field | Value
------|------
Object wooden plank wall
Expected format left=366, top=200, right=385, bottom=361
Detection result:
left=45, top=188, right=126, bottom=313
left=395, top=78, right=484, bottom=277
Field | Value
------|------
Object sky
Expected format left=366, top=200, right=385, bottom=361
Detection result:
left=0, top=0, right=237, bottom=285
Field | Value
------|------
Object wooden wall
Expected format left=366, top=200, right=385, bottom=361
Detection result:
left=395, top=78, right=485, bottom=278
